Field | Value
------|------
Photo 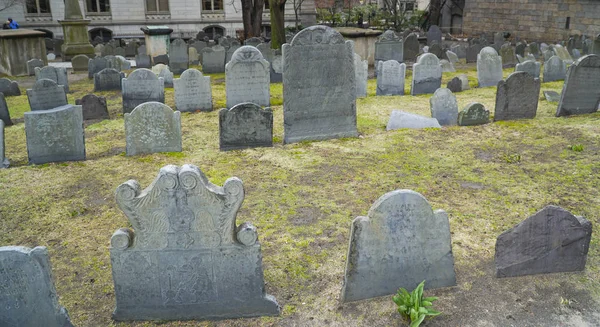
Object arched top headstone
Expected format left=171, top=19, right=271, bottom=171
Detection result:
left=289, top=25, right=346, bottom=46
left=0, top=78, right=20, bottom=96
left=377, top=30, right=401, bottom=42
left=179, top=68, right=205, bottom=80
left=128, top=68, right=159, bottom=81
left=416, top=52, right=440, bottom=65
left=31, top=78, right=60, bottom=90
left=230, top=45, right=265, bottom=62
left=480, top=46, right=499, bottom=56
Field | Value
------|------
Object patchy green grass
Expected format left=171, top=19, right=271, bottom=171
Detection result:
left=0, top=64, right=599, bottom=327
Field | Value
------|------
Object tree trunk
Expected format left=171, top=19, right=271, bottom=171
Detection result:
left=242, top=0, right=264, bottom=39
left=429, top=0, right=441, bottom=26
left=251, top=0, right=264, bottom=37
left=241, top=0, right=253, bottom=39
left=270, top=0, right=286, bottom=49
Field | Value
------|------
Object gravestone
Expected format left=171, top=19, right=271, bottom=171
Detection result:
left=410, top=53, right=442, bottom=95
left=47, top=53, right=56, bottom=61
left=430, top=88, right=458, bottom=126
left=88, top=57, right=109, bottom=79
left=543, top=55, right=567, bottom=82
left=496, top=206, right=591, bottom=278
left=190, top=40, right=207, bottom=59
left=94, top=68, right=125, bottom=91
left=169, top=39, right=189, bottom=74
left=110, top=164, right=280, bottom=320
left=115, top=47, right=126, bottom=57
left=376, top=60, right=405, bottom=96
left=27, top=59, right=44, bottom=76
left=499, top=44, right=517, bottom=67
left=446, top=75, right=469, bottom=93
left=543, top=90, right=561, bottom=102
left=188, top=47, right=199, bottom=65
left=122, top=68, right=165, bottom=114
left=341, top=189, right=456, bottom=302
left=71, top=54, right=89, bottom=72
left=24, top=105, right=85, bottom=164
left=515, top=60, right=541, bottom=78
left=0, top=246, right=74, bottom=326
left=466, top=44, right=481, bottom=63
left=102, top=43, right=115, bottom=56
left=354, top=53, right=368, bottom=98
left=429, top=43, right=444, bottom=59
left=515, top=42, right=526, bottom=57
left=553, top=44, right=573, bottom=64
left=35, top=66, right=69, bottom=92
left=494, top=71, right=540, bottom=121
left=0, top=120, right=7, bottom=167
left=105, top=55, right=122, bottom=71
left=386, top=110, right=441, bottom=130
left=153, top=54, right=169, bottom=65
left=225, top=45, right=241, bottom=64
left=116, top=56, right=131, bottom=70
left=458, top=102, right=489, bottom=126
left=94, top=44, right=104, bottom=57
left=477, top=47, right=503, bottom=87
left=174, top=68, right=212, bottom=112
left=225, top=46, right=270, bottom=108
left=0, top=93, right=12, bottom=126
left=0, top=78, right=20, bottom=96
left=556, top=55, right=600, bottom=116
left=375, top=30, right=404, bottom=71
left=529, top=42, right=540, bottom=58
left=124, top=102, right=181, bottom=156
left=257, top=43, right=273, bottom=64
left=151, top=63, right=168, bottom=75
left=219, top=102, right=273, bottom=151
left=446, top=50, right=459, bottom=64
left=451, top=44, right=466, bottom=59
left=53, top=39, right=63, bottom=57
left=202, top=45, right=226, bottom=73
left=403, top=33, right=419, bottom=61
left=543, top=49, right=554, bottom=62
left=282, top=25, right=357, bottom=144
left=440, top=59, right=455, bottom=72
left=75, top=94, right=109, bottom=120
left=158, top=66, right=174, bottom=88
left=427, top=25, right=442, bottom=46
left=245, top=37, right=262, bottom=46
left=26, top=79, right=68, bottom=111
left=270, top=50, right=283, bottom=83
left=592, top=34, right=600, bottom=55
left=135, top=45, right=152, bottom=69
left=125, top=42, right=138, bottom=57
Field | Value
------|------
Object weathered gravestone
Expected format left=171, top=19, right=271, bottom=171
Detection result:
left=270, top=50, right=283, bottom=83
left=256, top=42, right=273, bottom=64
left=529, top=42, right=540, bottom=58
left=188, top=47, right=199, bottom=65
left=0, top=93, right=12, bottom=126
left=225, top=45, right=241, bottom=64
left=27, top=59, right=44, bottom=76
left=151, top=63, right=168, bottom=75
left=282, top=25, right=357, bottom=144
left=135, top=46, right=152, bottom=69
left=94, top=44, right=104, bottom=57
left=494, top=71, right=540, bottom=121
left=169, top=39, right=189, bottom=74
left=354, top=53, right=368, bottom=98
left=515, top=60, right=541, bottom=78
left=202, top=45, right=226, bottom=73
left=451, top=44, right=466, bottom=59
left=543, top=55, right=567, bottom=82
left=375, top=30, right=404, bottom=71
left=543, top=90, right=561, bottom=103
left=174, top=68, right=212, bottom=112
left=26, top=79, right=68, bottom=111
left=124, top=102, right=181, bottom=156
left=116, top=55, right=131, bottom=70
left=190, top=40, right=207, bottom=60
left=219, top=102, right=273, bottom=151
left=47, top=53, right=56, bottom=61
left=122, top=68, right=165, bottom=114
left=429, top=43, right=444, bottom=59
left=477, top=47, right=503, bottom=87
left=427, top=25, right=442, bottom=46
left=376, top=60, right=405, bottom=96
left=466, top=44, right=482, bottom=63
left=75, top=94, right=109, bottom=120
left=499, top=44, right=517, bottom=68
left=153, top=54, right=169, bottom=66
left=125, top=41, right=138, bottom=57
left=556, top=54, right=600, bottom=116
left=386, top=110, right=441, bottom=130
left=0, top=78, right=20, bottom=96
left=225, top=46, right=270, bottom=108
left=340, top=189, right=456, bottom=302
left=446, top=74, right=469, bottom=93
left=430, top=88, right=458, bottom=126
left=446, top=50, right=459, bottom=64
left=110, top=164, right=280, bottom=320
left=102, top=43, right=115, bottom=56
left=515, top=42, right=526, bottom=57
left=104, top=55, right=123, bottom=72
left=495, top=206, right=592, bottom=278
left=158, top=66, right=174, bottom=88
left=71, top=54, right=89, bottom=72
left=543, top=49, right=554, bottom=62
left=35, top=66, right=69, bottom=92
left=403, top=33, right=419, bottom=62
left=592, top=34, right=600, bottom=55
left=24, top=104, right=85, bottom=164
left=115, top=47, right=126, bottom=57
left=411, top=53, right=442, bottom=95
left=554, top=44, right=573, bottom=64
left=88, top=57, right=109, bottom=79
left=0, top=120, right=8, bottom=167
left=0, top=246, right=74, bottom=326
left=440, top=59, right=455, bottom=72
left=244, top=37, right=262, bottom=46
left=94, top=68, right=125, bottom=92
left=458, top=102, right=489, bottom=126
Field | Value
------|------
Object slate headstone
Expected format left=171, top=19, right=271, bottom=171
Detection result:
left=75, top=94, right=109, bottom=120
left=376, top=60, right=405, bottom=96
left=451, top=44, right=466, bottom=59
left=0, top=120, right=8, bottom=167
left=543, top=90, right=561, bottom=102
left=515, top=42, right=526, bottom=57
left=153, top=54, right=169, bottom=65
left=429, top=43, right=444, bottom=59
left=94, top=44, right=104, bottom=57
left=0, top=93, right=12, bottom=126
left=88, top=57, right=109, bottom=79
left=169, top=39, right=189, bottom=74
left=104, top=55, right=122, bottom=71
left=102, top=44, right=115, bottom=56
left=403, top=33, right=419, bottom=62
left=375, top=30, right=404, bottom=71
left=499, top=44, right=517, bottom=68
left=245, top=37, right=262, bottom=46
left=466, top=44, right=482, bottom=63
left=71, top=54, right=89, bottom=72
left=270, top=50, right=283, bottom=83
left=257, top=43, right=274, bottom=64
left=135, top=52, right=152, bottom=69
left=427, top=25, right=442, bottom=46
left=202, top=45, right=226, bottom=73
left=430, top=88, right=458, bottom=125
left=219, top=102, right=273, bottom=151
left=125, top=42, right=138, bottom=57
left=225, top=44, right=241, bottom=64
left=411, top=53, right=442, bottom=95
left=26, top=79, right=68, bottom=111
left=35, top=66, right=69, bottom=92
left=0, top=78, right=20, bottom=96
left=173, top=68, right=212, bottom=112
left=515, top=60, right=541, bottom=78
left=477, top=47, right=503, bottom=87
left=121, top=68, right=165, bottom=114
left=556, top=55, right=600, bottom=116
left=458, top=102, right=489, bottom=126
left=115, top=47, right=126, bottom=57
left=225, top=46, right=270, bottom=108
left=27, top=59, right=44, bottom=76
left=94, top=68, right=125, bottom=91
left=543, top=49, right=554, bottom=62
left=494, top=71, right=540, bottom=121
left=440, top=59, right=455, bottom=72
left=190, top=40, right=207, bottom=59
left=124, top=102, right=181, bottom=156
left=158, top=66, right=174, bottom=88
left=543, top=55, right=567, bottom=82
left=354, top=53, right=368, bottom=98
left=47, top=53, right=56, bottom=61
left=529, top=42, right=540, bottom=58
left=386, top=110, right=441, bottom=130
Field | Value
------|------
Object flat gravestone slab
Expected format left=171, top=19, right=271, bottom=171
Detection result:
left=174, top=68, right=212, bottom=112
left=88, top=57, right=109, bottom=79
left=75, top=94, right=109, bottom=120
left=94, top=68, right=125, bottom=91
left=111, top=164, right=280, bottom=320
left=35, top=66, right=69, bottom=93
left=24, top=105, right=85, bottom=164
left=0, top=93, right=12, bottom=126
left=354, top=53, right=368, bottom=98
left=477, top=47, right=503, bottom=87
left=124, top=102, right=181, bottom=156
left=71, top=54, right=89, bottom=72
left=403, top=33, right=419, bottom=62
left=515, top=60, right=541, bottom=79
left=386, top=110, right=441, bottom=130
left=543, top=55, right=567, bottom=82
left=375, top=30, right=404, bottom=70
left=411, top=53, right=442, bottom=95
left=122, top=68, right=165, bottom=114
left=341, top=190, right=456, bottom=302
left=496, top=206, right=592, bottom=278
left=556, top=55, right=600, bottom=116
left=219, top=102, right=273, bottom=151
left=0, top=246, right=73, bottom=327
left=543, top=90, right=561, bottom=103
left=27, top=59, right=44, bottom=76
left=1, top=120, right=8, bottom=168
left=26, top=79, right=68, bottom=111
left=170, top=39, right=189, bottom=74
left=202, top=46, right=226, bottom=74
left=225, top=46, right=270, bottom=108
left=458, top=102, right=489, bottom=126
left=0, top=78, right=21, bottom=96
left=430, top=88, right=458, bottom=126
left=376, top=60, right=405, bottom=96
left=494, top=71, right=540, bottom=121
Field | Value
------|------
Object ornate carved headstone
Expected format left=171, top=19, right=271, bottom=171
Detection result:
left=225, top=46, right=270, bottom=108
left=403, top=33, right=419, bottom=62
left=71, top=54, right=89, bottom=72
left=556, top=55, right=600, bottom=116
left=494, top=71, right=540, bottom=121
left=515, top=60, right=541, bottom=79
left=110, top=164, right=280, bottom=320
left=543, top=55, right=567, bottom=82
left=477, top=47, right=503, bottom=87
left=376, top=60, right=405, bottom=96
left=458, top=102, right=489, bottom=126
left=122, top=68, right=165, bottom=114
left=35, top=66, right=69, bottom=92
left=26, top=79, right=68, bottom=111
left=124, top=102, right=181, bottom=156
left=174, top=68, right=212, bottom=112
left=411, top=53, right=442, bottom=95
left=94, top=68, right=125, bottom=91
left=75, top=94, right=109, bottom=120
left=169, top=39, right=189, bottom=74
left=0, top=78, right=20, bottom=97
left=375, top=30, right=404, bottom=71
left=219, top=103, right=273, bottom=151
left=354, top=53, right=368, bottom=98
left=202, top=45, right=226, bottom=73
left=430, top=88, right=458, bottom=126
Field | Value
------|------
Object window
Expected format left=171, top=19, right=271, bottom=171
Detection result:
left=203, top=26, right=225, bottom=40
left=146, top=0, right=169, bottom=13
left=86, top=0, right=110, bottom=13
left=405, top=3, right=414, bottom=11
left=565, top=17, right=570, bottom=29
left=26, top=0, right=51, bottom=15
left=264, top=0, right=269, bottom=10
left=202, top=0, right=222, bottom=11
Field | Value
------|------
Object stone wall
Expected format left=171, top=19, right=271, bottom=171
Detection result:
left=462, top=0, right=600, bottom=41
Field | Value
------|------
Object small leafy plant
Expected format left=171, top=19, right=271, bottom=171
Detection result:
left=569, top=144, right=584, bottom=152
left=392, top=280, right=441, bottom=327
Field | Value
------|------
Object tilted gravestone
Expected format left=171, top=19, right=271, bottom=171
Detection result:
left=24, top=104, right=85, bottom=164
left=169, top=39, right=189, bottom=74
left=430, top=88, right=458, bottom=126
left=403, top=33, right=419, bottom=62
left=411, top=53, right=442, bottom=95
left=386, top=110, right=441, bottom=130
left=202, top=45, right=226, bottom=73
left=71, top=54, right=89, bottom=72
left=354, top=53, right=368, bottom=98
left=0, top=78, right=20, bottom=96
left=427, top=25, right=442, bottom=46
left=494, top=71, right=540, bottom=121
left=0, top=93, right=12, bottom=126
left=26, top=79, right=68, bottom=111
left=110, top=164, right=280, bottom=320
left=1, top=120, right=8, bottom=167
left=124, top=102, right=181, bottom=156
left=174, top=68, right=212, bottom=112
left=556, top=54, right=600, bottom=116
left=553, top=44, right=573, bottom=64
left=515, top=60, right=541, bottom=79
left=0, top=246, right=74, bottom=326
left=341, top=189, right=456, bottom=302
left=446, top=50, right=459, bottom=64
left=282, top=25, right=357, bottom=144
left=458, top=102, right=489, bottom=126
left=543, top=55, right=567, bottom=82
left=477, top=47, right=503, bottom=87
left=88, top=57, right=109, bottom=79
left=75, top=94, right=109, bottom=120
left=35, top=66, right=69, bottom=92
left=499, top=44, right=517, bottom=68
left=94, top=68, right=125, bottom=92
left=375, top=30, right=404, bottom=72
left=225, top=46, right=270, bottom=108
left=219, top=102, right=273, bottom=151
left=122, top=68, right=165, bottom=114
left=376, top=60, right=405, bottom=96
left=27, top=59, right=44, bottom=76
left=495, top=206, right=592, bottom=278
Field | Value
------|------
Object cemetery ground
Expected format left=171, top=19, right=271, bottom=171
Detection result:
left=1, top=63, right=599, bottom=327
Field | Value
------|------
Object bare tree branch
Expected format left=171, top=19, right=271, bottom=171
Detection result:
left=0, top=0, right=25, bottom=13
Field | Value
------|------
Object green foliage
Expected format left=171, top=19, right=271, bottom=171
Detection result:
left=502, top=153, right=521, bottom=163
left=392, top=281, right=441, bottom=327
left=569, top=144, right=584, bottom=152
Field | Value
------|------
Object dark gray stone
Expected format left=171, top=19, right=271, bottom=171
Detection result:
left=270, top=50, right=283, bottom=83
left=0, top=120, right=8, bottom=167
left=122, top=68, right=165, bottom=114
left=446, top=76, right=462, bottom=93
left=27, top=59, right=44, bottom=76
left=125, top=42, right=138, bottom=57
left=124, top=102, right=181, bottom=156
left=110, top=164, right=280, bottom=320
left=52, top=39, right=63, bottom=56
left=75, top=94, right=109, bottom=120
left=543, top=56, right=567, bottom=82
left=429, top=43, right=444, bottom=59
left=153, top=54, right=169, bottom=65
left=495, top=206, right=592, bottom=278
left=135, top=45, right=152, bottom=68
left=386, top=110, right=441, bottom=130
left=71, top=54, right=89, bottom=72
left=592, top=34, right=600, bottom=55
left=466, top=44, right=482, bottom=63
left=219, top=102, right=273, bottom=151
left=0, top=246, right=73, bottom=326
left=35, top=66, right=69, bottom=93
left=202, top=45, right=226, bottom=73
left=340, top=189, right=456, bottom=302
left=256, top=42, right=273, bottom=64
left=515, top=60, right=541, bottom=79
left=0, top=78, right=20, bottom=96
left=515, top=42, right=526, bottom=57
left=88, top=57, right=109, bottom=79
left=376, top=60, right=405, bottom=96
left=375, top=30, right=404, bottom=70
left=0, top=93, right=12, bottom=126
left=24, top=105, right=85, bottom=164
left=494, top=71, right=540, bottom=121
left=529, top=42, right=540, bottom=58
left=403, top=33, right=419, bottom=62
left=169, top=39, right=189, bottom=74
left=94, top=68, right=125, bottom=91
left=26, top=79, right=68, bottom=111
left=500, top=44, right=517, bottom=68
left=427, top=25, right=442, bottom=46
left=458, top=102, right=489, bottom=126
left=225, top=46, right=270, bottom=108
left=225, top=45, right=241, bottom=64
left=430, top=88, right=458, bottom=126
left=477, top=47, right=503, bottom=88
left=115, top=47, right=126, bottom=57
left=174, top=68, right=212, bottom=112
left=543, top=90, right=561, bottom=103
left=556, top=55, right=600, bottom=116
left=411, top=53, right=442, bottom=95
left=104, top=55, right=122, bottom=72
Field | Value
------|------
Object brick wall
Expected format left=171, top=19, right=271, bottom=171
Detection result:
left=462, top=0, right=600, bottom=42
